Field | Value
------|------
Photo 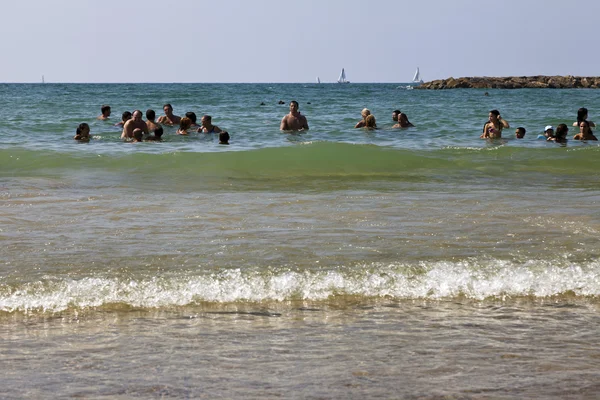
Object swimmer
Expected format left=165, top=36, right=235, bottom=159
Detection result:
left=97, top=105, right=111, bottom=120
left=393, top=112, right=415, bottom=128
left=392, top=109, right=401, bottom=122
left=280, top=100, right=309, bottom=131
left=515, top=127, right=526, bottom=139
left=548, top=124, right=568, bottom=143
left=74, top=123, right=90, bottom=141
left=219, top=131, right=230, bottom=145
left=121, top=110, right=149, bottom=140
left=197, top=115, right=224, bottom=134
left=157, top=104, right=181, bottom=125
left=177, top=117, right=192, bottom=135
left=354, top=108, right=371, bottom=128
left=573, top=107, right=596, bottom=128
left=145, top=126, right=164, bottom=141
left=114, top=111, right=132, bottom=127
left=365, top=114, right=377, bottom=129
left=131, top=128, right=144, bottom=143
left=185, top=112, right=200, bottom=127
left=573, top=120, right=598, bottom=141
left=145, top=109, right=161, bottom=132
left=481, top=109, right=509, bottom=139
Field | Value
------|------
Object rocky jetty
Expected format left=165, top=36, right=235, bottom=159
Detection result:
left=416, top=76, right=600, bottom=89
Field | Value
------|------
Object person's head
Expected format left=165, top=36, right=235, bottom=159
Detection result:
left=132, top=110, right=143, bottom=121
left=132, top=128, right=144, bottom=142
left=577, top=107, right=588, bottom=123
left=185, top=112, right=197, bottom=124
left=515, top=127, right=526, bottom=138
left=179, top=117, right=192, bottom=130
left=361, top=108, right=371, bottom=120
left=153, top=126, right=164, bottom=139
left=392, top=110, right=401, bottom=121
left=289, top=100, right=299, bottom=113
left=544, top=125, right=554, bottom=138
left=365, top=114, right=376, bottom=128
left=75, top=123, right=90, bottom=139
left=579, top=120, right=592, bottom=135
left=163, top=103, right=173, bottom=115
left=489, top=109, right=500, bottom=122
left=219, top=131, right=230, bottom=145
left=398, top=113, right=410, bottom=126
left=146, top=109, right=156, bottom=121
left=101, top=105, right=111, bottom=116
left=555, top=124, right=569, bottom=142
left=201, top=115, right=212, bottom=127
left=122, top=111, right=132, bottom=122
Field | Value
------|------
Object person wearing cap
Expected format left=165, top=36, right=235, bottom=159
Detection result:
left=543, top=125, right=555, bottom=139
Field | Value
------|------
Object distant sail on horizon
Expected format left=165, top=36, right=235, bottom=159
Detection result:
left=337, top=68, right=350, bottom=84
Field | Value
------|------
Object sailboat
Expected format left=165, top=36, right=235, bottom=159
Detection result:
left=42, top=75, right=45, bottom=84
left=412, top=67, right=423, bottom=84
left=337, top=68, right=350, bottom=84
left=316, top=76, right=321, bottom=84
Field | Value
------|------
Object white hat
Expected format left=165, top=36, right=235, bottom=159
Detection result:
left=544, top=125, right=554, bottom=131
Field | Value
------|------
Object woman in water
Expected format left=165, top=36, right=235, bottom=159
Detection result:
left=573, top=120, right=598, bottom=141
left=393, top=112, right=415, bottom=128
left=365, top=114, right=377, bottom=129
left=197, top=115, right=224, bottom=134
left=177, top=117, right=193, bottom=135
left=573, top=107, right=596, bottom=128
left=481, top=109, right=510, bottom=139
left=548, top=124, right=568, bottom=144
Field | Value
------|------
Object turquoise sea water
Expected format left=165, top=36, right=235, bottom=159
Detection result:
left=1, top=83, right=600, bottom=398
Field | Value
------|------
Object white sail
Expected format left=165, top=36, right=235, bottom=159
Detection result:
left=337, top=68, right=350, bottom=84
left=412, top=68, right=423, bottom=84
left=42, top=75, right=45, bottom=84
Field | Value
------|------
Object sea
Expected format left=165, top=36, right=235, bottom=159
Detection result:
left=1, top=83, right=600, bottom=399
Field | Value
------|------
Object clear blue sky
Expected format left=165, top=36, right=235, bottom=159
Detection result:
left=1, top=0, right=598, bottom=83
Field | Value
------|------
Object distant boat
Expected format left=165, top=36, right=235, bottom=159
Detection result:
left=337, top=68, right=350, bottom=84
left=316, top=76, right=321, bottom=84
left=42, top=75, right=45, bottom=84
left=412, top=67, right=423, bottom=84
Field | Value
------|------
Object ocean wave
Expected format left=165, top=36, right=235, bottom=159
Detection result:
left=2, top=259, right=599, bottom=314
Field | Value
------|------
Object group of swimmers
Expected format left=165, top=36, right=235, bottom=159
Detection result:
left=74, top=104, right=230, bottom=144
left=74, top=101, right=597, bottom=145
left=481, top=107, right=597, bottom=143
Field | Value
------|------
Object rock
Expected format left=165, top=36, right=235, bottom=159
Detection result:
left=415, top=76, right=600, bottom=89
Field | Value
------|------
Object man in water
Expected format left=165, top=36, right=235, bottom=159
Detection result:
left=97, top=105, right=111, bottom=120
left=280, top=100, right=309, bottom=131
left=157, top=103, right=181, bottom=125
left=121, top=110, right=149, bottom=140
left=392, top=109, right=401, bottom=122
left=145, top=109, right=161, bottom=132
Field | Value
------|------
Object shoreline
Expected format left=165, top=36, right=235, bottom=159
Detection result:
left=416, top=75, right=600, bottom=89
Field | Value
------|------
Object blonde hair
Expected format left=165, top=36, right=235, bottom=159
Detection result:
left=361, top=108, right=371, bottom=118
left=365, top=115, right=376, bottom=128
left=179, top=117, right=192, bottom=130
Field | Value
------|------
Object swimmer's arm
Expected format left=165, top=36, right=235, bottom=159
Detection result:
left=499, top=117, right=510, bottom=129
left=280, top=116, right=289, bottom=131
left=301, top=117, right=309, bottom=130
left=121, top=121, right=131, bottom=139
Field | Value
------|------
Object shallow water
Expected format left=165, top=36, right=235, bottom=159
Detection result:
left=1, top=83, right=600, bottom=398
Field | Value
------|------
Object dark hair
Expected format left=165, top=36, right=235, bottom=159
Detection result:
left=393, top=109, right=401, bottom=114
left=101, top=105, right=111, bottom=114
left=290, top=100, right=299, bottom=108
left=122, top=111, right=132, bottom=121
left=577, top=107, right=588, bottom=124
left=219, top=131, right=230, bottom=144
left=202, top=115, right=212, bottom=122
left=76, top=123, right=89, bottom=135
left=555, top=124, right=568, bottom=140
left=185, top=112, right=197, bottom=124
left=146, top=109, right=156, bottom=120
left=153, top=126, right=163, bottom=138
left=516, top=127, right=526, bottom=134
left=489, top=109, right=500, bottom=117
left=579, top=119, right=593, bottom=135
left=163, top=103, right=173, bottom=110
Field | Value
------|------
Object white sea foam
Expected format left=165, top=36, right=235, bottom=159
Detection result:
left=1, top=259, right=599, bottom=313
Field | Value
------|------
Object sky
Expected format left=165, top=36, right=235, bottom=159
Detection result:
left=1, top=0, right=598, bottom=83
